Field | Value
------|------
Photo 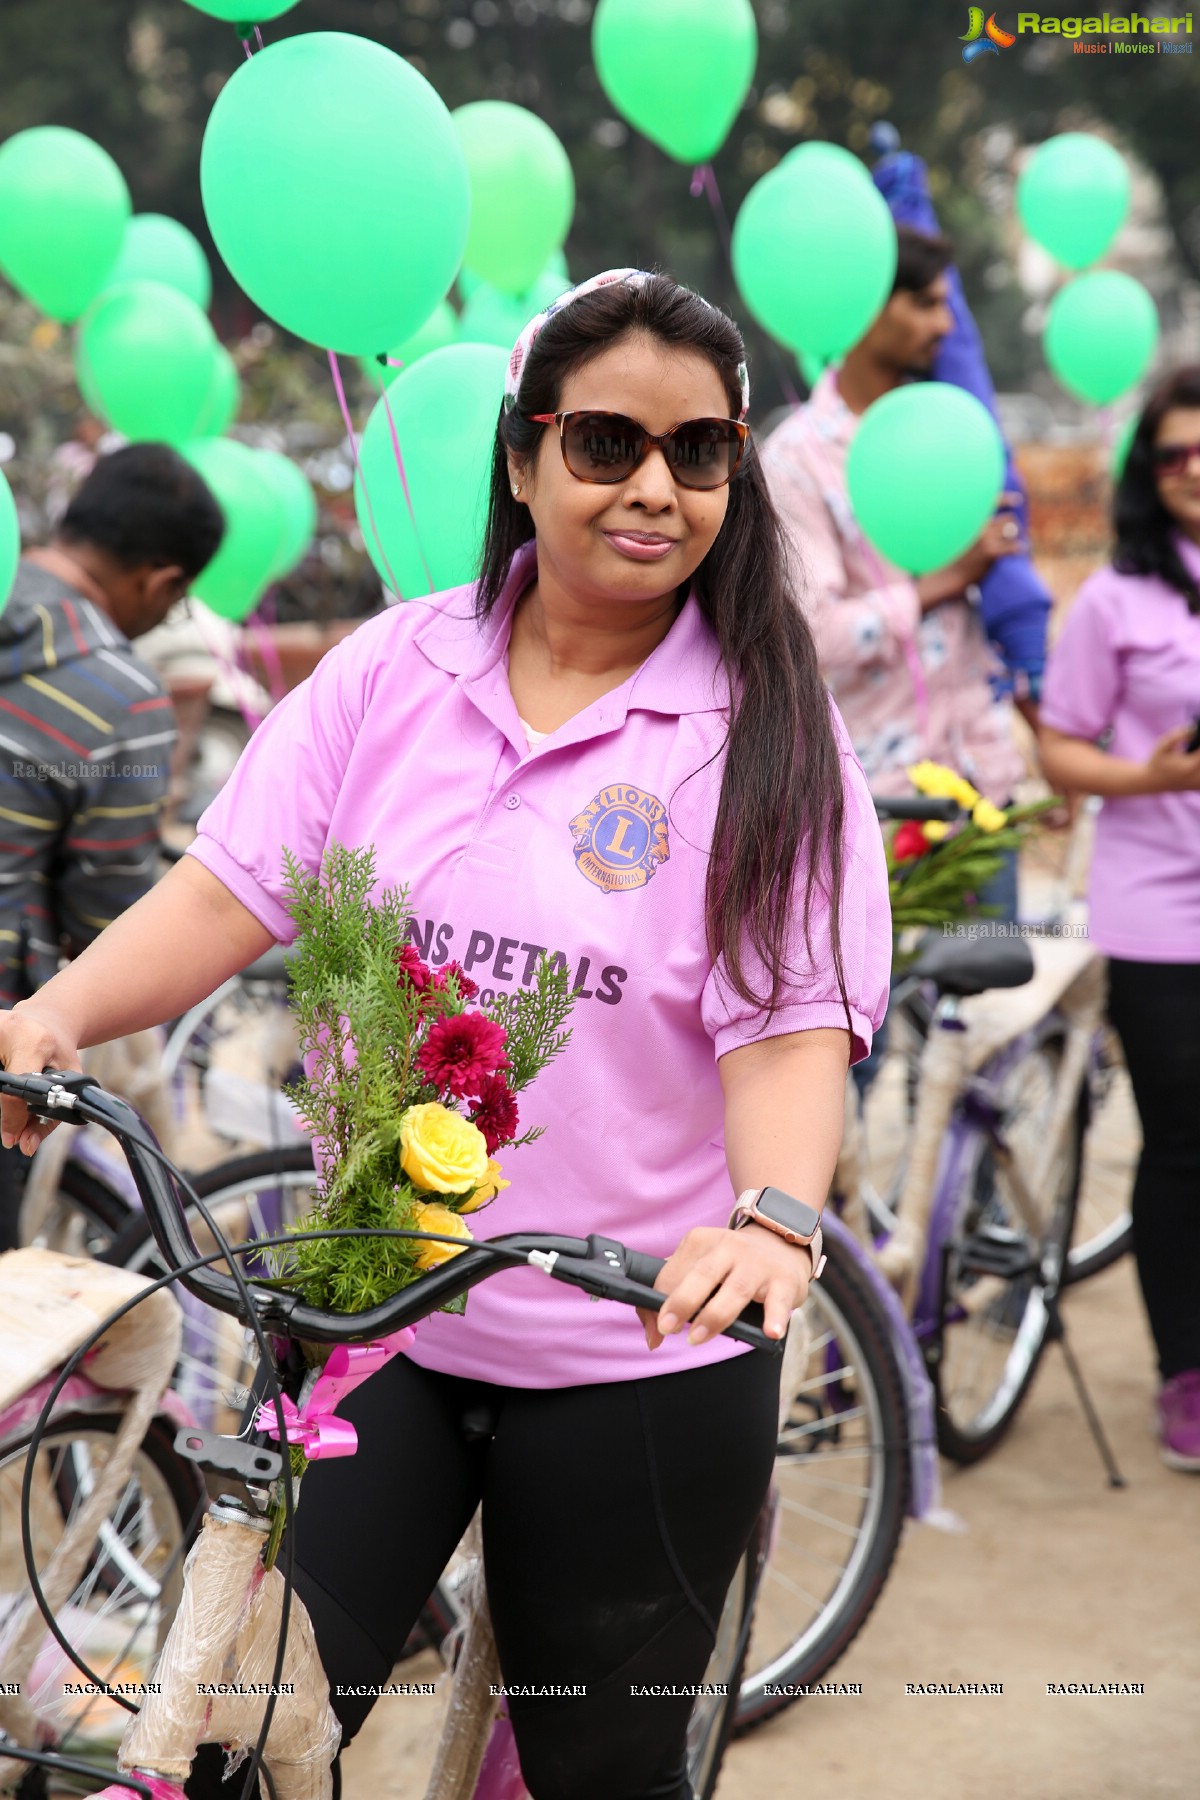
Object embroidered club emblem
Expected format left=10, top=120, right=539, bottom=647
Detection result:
left=569, top=784, right=670, bottom=894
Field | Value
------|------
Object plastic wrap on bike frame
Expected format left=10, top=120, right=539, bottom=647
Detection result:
left=119, top=1509, right=340, bottom=1800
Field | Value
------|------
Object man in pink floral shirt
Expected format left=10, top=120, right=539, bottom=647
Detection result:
left=761, top=228, right=1028, bottom=805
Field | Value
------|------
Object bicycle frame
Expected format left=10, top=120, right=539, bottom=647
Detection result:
left=0, top=1069, right=777, bottom=1800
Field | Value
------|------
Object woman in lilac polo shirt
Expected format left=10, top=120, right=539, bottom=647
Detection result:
left=0, top=271, right=891, bottom=1799
left=1039, top=365, right=1200, bottom=1475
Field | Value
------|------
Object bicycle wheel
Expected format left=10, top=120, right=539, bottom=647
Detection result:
left=934, top=1030, right=1086, bottom=1464
left=1064, top=1024, right=1136, bottom=1285
left=686, top=1503, right=769, bottom=1800
left=19, top=1159, right=133, bottom=1259
left=735, top=1243, right=910, bottom=1730
left=0, top=1410, right=204, bottom=1759
left=105, top=1144, right=318, bottom=1434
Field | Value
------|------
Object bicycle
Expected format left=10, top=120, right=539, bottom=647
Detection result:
left=0, top=1242, right=205, bottom=1793
left=0, top=1066, right=789, bottom=1800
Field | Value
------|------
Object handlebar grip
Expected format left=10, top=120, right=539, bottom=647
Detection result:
left=873, top=795, right=963, bottom=823
left=623, top=1247, right=772, bottom=1345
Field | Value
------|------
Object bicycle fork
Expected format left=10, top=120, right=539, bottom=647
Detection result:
left=98, top=1500, right=340, bottom=1800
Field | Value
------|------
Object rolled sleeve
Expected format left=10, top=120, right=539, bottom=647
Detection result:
left=701, top=730, right=892, bottom=1066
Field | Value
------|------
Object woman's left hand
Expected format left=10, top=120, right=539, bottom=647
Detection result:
left=639, top=1223, right=812, bottom=1351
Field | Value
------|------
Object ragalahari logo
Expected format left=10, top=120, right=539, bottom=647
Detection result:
left=961, top=7, right=1017, bottom=57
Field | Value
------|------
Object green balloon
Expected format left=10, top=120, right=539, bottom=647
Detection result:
left=592, top=0, right=757, bottom=165
left=255, top=449, right=318, bottom=579
left=193, top=344, right=241, bottom=438
left=1044, top=272, right=1159, bottom=407
left=846, top=383, right=1006, bottom=575
left=454, top=103, right=574, bottom=297
left=0, top=127, right=130, bottom=322
left=108, top=214, right=212, bottom=312
left=1016, top=133, right=1130, bottom=271
left=360, top=301, right=459, bottom=387
left=200, top=33, right=470, bottom=356
left=76, top=280, right=219, bottom=445
left=354, top=343, right=508, bottom=598
left=732, top=145, right=897, bottom=360
left=184, top=0, right=299, bottom=18
left=182, top=438, right=288, bottom=621
left=457, top=270, right=571, bottom=350
left=0, top=469, right=18, bottom=614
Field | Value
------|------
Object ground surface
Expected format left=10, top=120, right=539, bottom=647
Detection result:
left=342, top=1244, right=1199, bottom=1799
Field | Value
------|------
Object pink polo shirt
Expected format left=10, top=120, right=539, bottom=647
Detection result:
left=188, top=540, right=891, bottom=1387
left=761, top=367, right=1025, bottom=804
left=1039, top=536, right=1200, bottom=963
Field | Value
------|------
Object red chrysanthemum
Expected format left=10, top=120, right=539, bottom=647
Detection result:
left=428, top=960, right=480, bottom=1002
left=469, top=1071, right=520, bottom=1155
left=395, top=943, right=432, bottom=993
left=417, top=1012, right=509, bottom=1098
left=891, top=820, right=932, bottom=863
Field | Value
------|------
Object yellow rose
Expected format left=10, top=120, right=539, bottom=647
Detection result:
left=400, top=1103, right=489, bottom=1194
left=971, top=798, right=1008, bottom=834
left=921, top=820, right=950, bottom=844
left=412, top=1202, right=473, bottom=1270
left=906, top=761, right=980, bottom=811
left=461, top=1158, right=510, bottom=1213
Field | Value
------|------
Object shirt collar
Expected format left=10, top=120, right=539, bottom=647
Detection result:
left=412, top=538, right=729, bottom=719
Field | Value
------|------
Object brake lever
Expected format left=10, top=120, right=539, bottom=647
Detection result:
left=529, top=1239, right=781, bottom=1356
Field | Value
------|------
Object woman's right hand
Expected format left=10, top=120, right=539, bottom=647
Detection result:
left=1140, top=725, right=1200, bottom=794
left=0, top=1002, right=84, bottom=1156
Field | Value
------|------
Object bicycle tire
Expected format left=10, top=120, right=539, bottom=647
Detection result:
left=0, top=1409, right=204, bottom=1758
left=687, top=1503, right=770, bottom=1800
left=1064, top=1028, right=1135, bottom=1284
left=104, top=1143, right=318, bottom=1432
left=20, top=1160, right=134, bottom=1260
left=735, top=1242, right=910, bottom=1730
left=934, top=1031, right=1086, bottom=1465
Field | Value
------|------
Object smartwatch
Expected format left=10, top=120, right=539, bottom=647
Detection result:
left=728, top=1186, right=827, bottom=1282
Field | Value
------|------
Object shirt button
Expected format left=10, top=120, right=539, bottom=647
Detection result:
left=505, top=793, right=521, bottom=811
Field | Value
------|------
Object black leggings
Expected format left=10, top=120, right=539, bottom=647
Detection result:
left=185, top=1348, right=780, bottom=1800
left=1106, top=957, right=1200, bottom=1380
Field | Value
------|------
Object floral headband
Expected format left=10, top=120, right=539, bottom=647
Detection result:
left=503, top=267, right=751, bottom=421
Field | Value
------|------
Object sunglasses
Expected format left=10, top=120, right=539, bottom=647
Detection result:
left=527, top=410, right=750, bottom=490
left=1151, top=441, right=1200, bottom=478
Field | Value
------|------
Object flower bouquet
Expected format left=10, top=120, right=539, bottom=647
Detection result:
left=268, top=843, right=575, bottom=1318
left=886, top=761, right=1055, bottom=948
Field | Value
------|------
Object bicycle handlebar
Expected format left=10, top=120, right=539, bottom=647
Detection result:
left=0, top=1071, right=779, bottom=1356
left=872, top=795, right=963, bottom=823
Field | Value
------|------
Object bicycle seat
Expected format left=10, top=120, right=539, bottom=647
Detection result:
left=905, top=935, right=1034, bottom=998
left=241, top=943, right=294, bottom=983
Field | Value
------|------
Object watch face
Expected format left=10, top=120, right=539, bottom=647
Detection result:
left=756, top=1186, right=822, bottom=1241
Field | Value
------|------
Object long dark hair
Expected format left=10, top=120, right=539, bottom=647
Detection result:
left=1113, top=364, right=1200, bottom=615
left=475, top=274, right=849, bottom=1023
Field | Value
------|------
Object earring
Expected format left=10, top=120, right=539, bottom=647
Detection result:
left=512, top=484, right=521, bottom=496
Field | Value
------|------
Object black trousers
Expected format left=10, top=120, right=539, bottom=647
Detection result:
left=185, top=1348, right=780, bottom=1800
left=1106, top=958, right=1200, bottom=1381
left=0, top=1139, right=31, bottom=1253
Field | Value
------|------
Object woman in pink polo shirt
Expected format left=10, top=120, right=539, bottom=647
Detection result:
left=0, top=271, right=891, bottom=1799
left=1039, top=365, right=1200, bottom=1475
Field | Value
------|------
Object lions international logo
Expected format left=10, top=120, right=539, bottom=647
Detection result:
left=570, top=784, right=670, bottom=894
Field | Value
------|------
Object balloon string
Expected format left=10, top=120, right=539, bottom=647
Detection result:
left=255, top=26, right=265, bottom=49
left=374, top=369, right=436, bottom=595
left=186, top=600, right=270, bottom=736
left=326, top=349, right=407, bottom=603
left=241, top=39, right=254, bottom=60
left=690, top=161, right=804, bottom=410
left=244, top=605, right=288, bottom=706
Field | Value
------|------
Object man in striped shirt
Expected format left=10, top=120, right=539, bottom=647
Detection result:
left=0, top=442, right=222, bottom=1242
